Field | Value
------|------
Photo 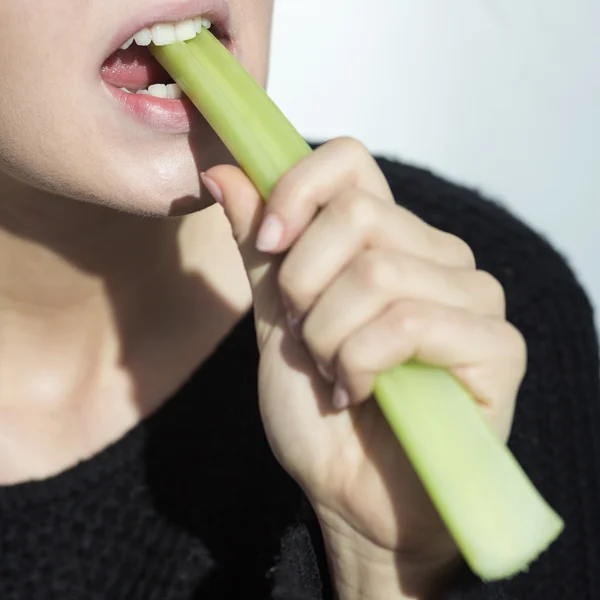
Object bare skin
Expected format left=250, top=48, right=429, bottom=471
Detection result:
left=0, top=0, right=270, bottom=480
left=0, top=2, right=525, bottom=598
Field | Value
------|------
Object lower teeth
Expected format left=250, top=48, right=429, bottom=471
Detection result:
left=120, top=82, right=183, bottom=99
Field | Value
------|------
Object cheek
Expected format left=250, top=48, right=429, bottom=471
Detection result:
left=0, top=3, right=104, bottom=202
left=235, top=0, right=274, bottom=87
left=0, top=21, right=83, bottom=191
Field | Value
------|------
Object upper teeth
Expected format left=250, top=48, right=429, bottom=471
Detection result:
left=120, top=17, right=212, bottom=50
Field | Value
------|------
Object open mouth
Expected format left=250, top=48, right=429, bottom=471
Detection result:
left=101, top=15, right=231, bottom=99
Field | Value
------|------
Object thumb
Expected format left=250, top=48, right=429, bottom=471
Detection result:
left=201, top=165, right=270, bottom=284
left=201, top=166, right=282, bottom=331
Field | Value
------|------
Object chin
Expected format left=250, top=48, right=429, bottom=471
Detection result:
left=109, top=145, right=233, bottom=218
left=78, top=168, right=208, bottom=218
left=123, top=185, right=213, bottom=219
left=3, top=135, right=230, bottom=220
left=76, top=124, right=235, bottom=217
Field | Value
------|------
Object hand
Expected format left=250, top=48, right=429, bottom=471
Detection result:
left=201, top=138, right=527, bottom=598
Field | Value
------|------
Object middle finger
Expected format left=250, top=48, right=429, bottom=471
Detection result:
left=279, top=189, right=476, bottom=316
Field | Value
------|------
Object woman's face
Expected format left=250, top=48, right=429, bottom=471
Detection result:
left=0, top=0, right=274, bottom=216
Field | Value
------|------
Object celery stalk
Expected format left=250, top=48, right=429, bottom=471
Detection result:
left=151, top=30, right=564, bottom=581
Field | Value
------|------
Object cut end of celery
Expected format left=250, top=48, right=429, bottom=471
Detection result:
left=375, top=362, right=564, bottom=581
left=473, top=512, right=564, bottom=581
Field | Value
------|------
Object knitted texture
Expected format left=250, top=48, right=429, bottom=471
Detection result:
left=0, top=157, right=598, bottom=599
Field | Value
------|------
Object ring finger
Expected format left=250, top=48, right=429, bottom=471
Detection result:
left=300, top=248, right=505, bottom=378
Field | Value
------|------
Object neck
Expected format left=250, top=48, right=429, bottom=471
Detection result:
left=0, top=176, right=252, bottom=482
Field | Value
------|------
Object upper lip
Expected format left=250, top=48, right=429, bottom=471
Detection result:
left=105, top=0, right=232, bottom=60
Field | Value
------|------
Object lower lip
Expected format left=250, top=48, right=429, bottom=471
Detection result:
left=104, top=83, right=206, bottom=134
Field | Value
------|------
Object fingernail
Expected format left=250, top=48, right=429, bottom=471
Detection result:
left=286, top=310, right=303, bottom=340
left=256, top=214, right=284, bottom=252
left=332, top=381, right=351, bottom=411
left=201, top=172, right=224, bottom=206
left=317, top=362, right=335, bottom=383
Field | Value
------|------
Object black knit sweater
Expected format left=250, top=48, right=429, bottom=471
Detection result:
left=1, top=157, right=599, bottom=600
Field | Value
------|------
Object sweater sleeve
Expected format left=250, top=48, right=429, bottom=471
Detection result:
left=269, top=159, right=600, bottom=600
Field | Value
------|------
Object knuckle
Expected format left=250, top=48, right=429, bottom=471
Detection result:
left=472, top=270, right=507, bottom=315
left=333, top=135, right=369, bottom=158
left=439, top=232, right=477, bottom=268
left=389, top=300, right=427, bottom=336
left=504, top=324, right=528, bottom=372
left=331, top=190, right=377, bottom=229
left=353, top=251, right=397, bottom=292
left=271, top=170, right=314, bottom=209
left=277, top=261, right=310, bottom=307
left=487, top=320, right=528, bottom=386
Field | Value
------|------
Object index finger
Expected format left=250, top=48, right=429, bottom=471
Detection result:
left=261, top=137, right=395, bottom=253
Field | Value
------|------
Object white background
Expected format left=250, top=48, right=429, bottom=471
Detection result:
left=268, top=0, right=600, bottom=331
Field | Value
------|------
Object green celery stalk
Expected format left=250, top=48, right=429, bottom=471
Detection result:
left=151, top=30, right=564, bottom=581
